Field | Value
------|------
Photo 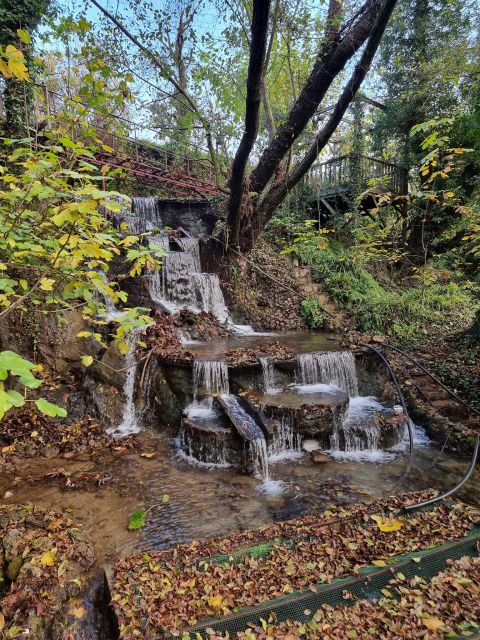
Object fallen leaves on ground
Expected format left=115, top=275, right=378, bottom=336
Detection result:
left=110, top=491, right=480, bottom=638
left=0, top=410, right=138, bottom=459
left=0, top=503, right=95, bottom=638
left=190, top=556, right=480, bottom=639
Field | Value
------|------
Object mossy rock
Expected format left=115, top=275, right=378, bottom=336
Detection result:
left=7, top=555, right=23, bottom=581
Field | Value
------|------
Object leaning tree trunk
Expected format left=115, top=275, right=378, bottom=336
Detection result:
left=232, top=0, right=399, bottom=252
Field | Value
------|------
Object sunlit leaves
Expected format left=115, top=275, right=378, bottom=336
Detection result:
left=35, top=398, right=67, bottom=418
left=0, top=45, right=29, bottom=81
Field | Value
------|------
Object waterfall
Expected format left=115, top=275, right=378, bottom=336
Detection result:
left=268, top=415, right=301, bottom=461
left=192, top=274, right=230, bottom=323
left=177, top=237, right=201, bottom=272
left=132, top=196, right=161, bottom=229
left=250, top=437, right=269, bottom=480
left=259, top=357, right=277, bottom=393
left=109, top=328, right=142, bottom=436
left=296, top=350, right=359, bottom=396
left=179, top=425, right=229, bottom=467
left=335, top=396, right=384, bottom=452
left=163, top=252, right=198, bottom=307
left=193, top=360, right=229, bottom=398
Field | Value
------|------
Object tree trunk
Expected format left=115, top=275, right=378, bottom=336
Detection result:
left=227, top=0, right=271, bottom=247
left=235, top=0, right=399, bottom=250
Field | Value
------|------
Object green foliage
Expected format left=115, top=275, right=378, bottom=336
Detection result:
left=299, top=297, right=326, bottom=329
left=0, top=350, right=65, bottom=418
left=127, top=494, right=170, bottom=531
left=294, top=242, right=476, bottom=345
left=127, top=509, right=147, bottom=531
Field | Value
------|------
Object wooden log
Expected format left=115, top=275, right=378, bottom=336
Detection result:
left=217, top=394, right=266, bottom=442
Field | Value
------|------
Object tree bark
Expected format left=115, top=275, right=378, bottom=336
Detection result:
left=248, top=0, right=387, bottom=198
left=227, top=0, right=271, bottom=246
left=239, top=0, right=399, bottom=247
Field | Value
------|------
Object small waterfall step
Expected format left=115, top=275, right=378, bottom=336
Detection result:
left=296, top=350, right=359, bottom=397
left=217, top=394, right=267, bottom=442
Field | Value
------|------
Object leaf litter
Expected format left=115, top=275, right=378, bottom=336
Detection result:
left=110, top=491, right=480, bottom=638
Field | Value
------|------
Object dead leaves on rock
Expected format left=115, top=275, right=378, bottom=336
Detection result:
left=0, top=503, right=95, bottom=637
left=0, top=411, right=138, bottom=459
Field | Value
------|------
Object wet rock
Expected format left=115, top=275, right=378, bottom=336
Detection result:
left=311, top=451, right=330, bottom=464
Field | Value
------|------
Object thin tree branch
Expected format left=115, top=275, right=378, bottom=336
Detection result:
left=88, top=0, right=223, bottom=188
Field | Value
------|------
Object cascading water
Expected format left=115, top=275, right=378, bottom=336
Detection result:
left=296, top=350, right=359, bottom=397
left=192, top=274, right=230, bottom=322
left=179, top=424, right=229, bottom=467
left=177, top=237, right=201, bottom=271
left=193, top=360, right=229, bottom=398
left=250, top=437, right=269, bottom=480
left=109, top=328, right=142, bottom=436
left=132, top=196, right=161, bottom=229
left=268, top=415, right=301, bottom=462
left=259, top=356, right=277, bottom=393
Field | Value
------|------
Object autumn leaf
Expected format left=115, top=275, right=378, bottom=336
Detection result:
left=422, top=617, right=445, bottom=631
left=80, top=355, right=93, bottom=367
left=207, top=595, right=224, bottom=613
left=370, top=514, right=404, bottom=532
left=39, top=277, right=55, bottom=291
left=40, top=549, right=56, bottom=567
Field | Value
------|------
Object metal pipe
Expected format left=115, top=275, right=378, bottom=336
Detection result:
left=402, top=436, right=479, bottom=512
left=360, top=343, right=414, bottom=455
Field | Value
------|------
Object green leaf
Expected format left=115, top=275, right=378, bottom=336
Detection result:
left=81, top=355, right=94, bottom=367
left=35, top=398, right=67, bottom=418
left=128, top=509, right=146, bottom=530
left=6, top=389, right=24, bottom=407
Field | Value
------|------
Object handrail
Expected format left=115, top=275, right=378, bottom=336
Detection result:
left=381, top=344, right=480, bottom=419
left=360, top=343, right=414, bottom=455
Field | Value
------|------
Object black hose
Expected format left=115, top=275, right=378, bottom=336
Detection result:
left=402, top=435, right=479, bottom=513
left=360, top=343, right=414, bottom=455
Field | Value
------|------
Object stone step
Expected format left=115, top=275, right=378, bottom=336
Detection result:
left=430, top=399, right=469, bottom=420
left=419, top=385, right=452, bottom=401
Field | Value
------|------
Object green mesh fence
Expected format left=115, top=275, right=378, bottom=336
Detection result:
left=168, top=526, right=480, bottom=639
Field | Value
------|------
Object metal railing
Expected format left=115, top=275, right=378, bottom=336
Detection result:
left=310, top=153, right=407, bottom=195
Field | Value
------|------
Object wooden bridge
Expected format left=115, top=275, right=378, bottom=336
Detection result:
left=37, top=85, right=221, bottom=200
left=308, top=153, right=407, bottom=208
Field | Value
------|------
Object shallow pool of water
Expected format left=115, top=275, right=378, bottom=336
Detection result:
left=122, top=429, right=480, bottom=552
left=2, top=427, right=479, bottom=565
left=187, top=331, right=341, bottom=359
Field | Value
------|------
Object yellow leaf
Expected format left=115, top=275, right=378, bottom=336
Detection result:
left=372, top=560, right=386, bottom=567
left=2, top=445, right=15, bottom=453
left=0, top=59, right=13, bottom=78
left=8, top=60, right=29, bottom=81
left=81, top=355, right=93, bottom=367
left=370, top=514, right=404, bottom=532
left=71, top=606, right=86, bottom=618
left=39, top=277, right=55, bottom=291
left=16, top=29, right=31, bottom=44
left=422, top=617, right=445, bottom=631
left=207, top=595, right=223, bottom=612
left=40, top=549, right=56, bottom=567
